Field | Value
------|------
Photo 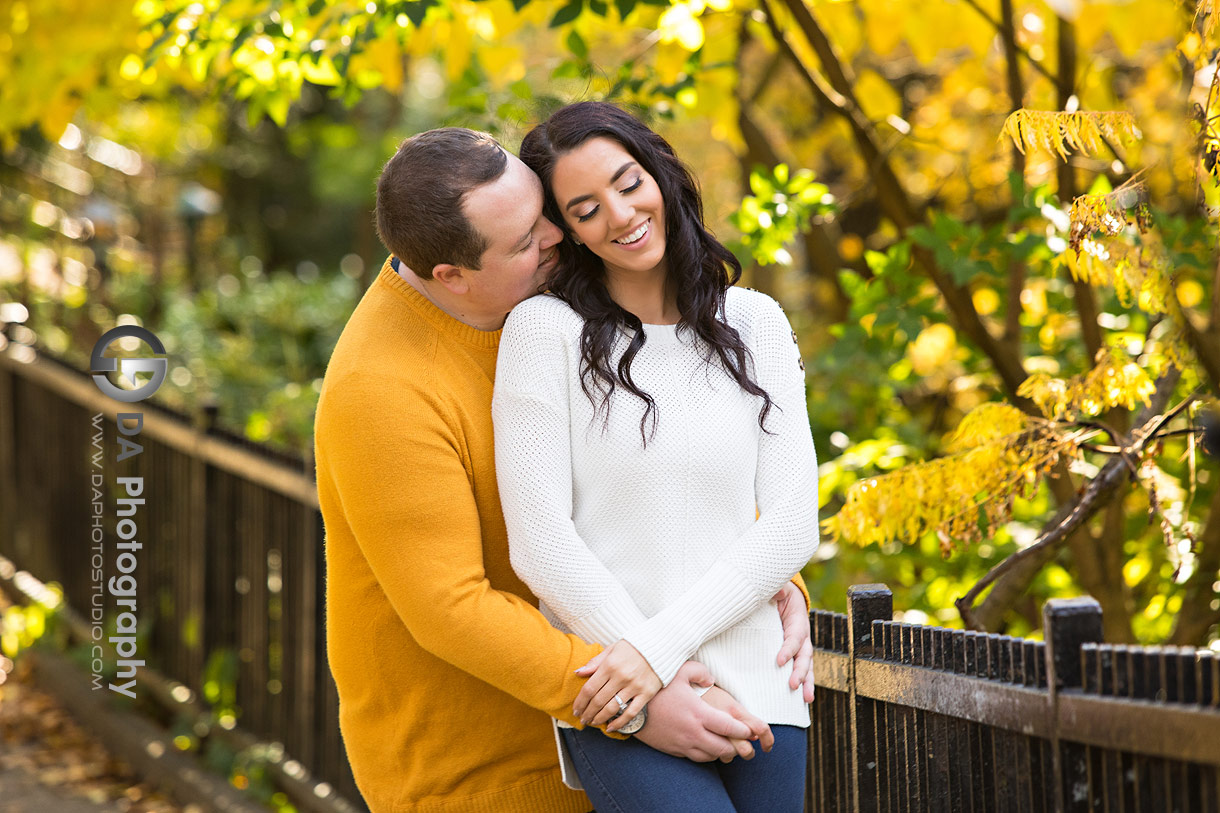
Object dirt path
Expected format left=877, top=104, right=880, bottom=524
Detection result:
left=0, top=615, right=193, bottom=813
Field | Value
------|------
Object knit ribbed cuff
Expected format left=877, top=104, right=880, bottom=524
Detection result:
left=569, top=590, right=650, bottom=647
left=622, top=560, right=760, bottom=686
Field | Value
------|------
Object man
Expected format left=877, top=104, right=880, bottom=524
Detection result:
left=315, top=128, right=815, bottom=812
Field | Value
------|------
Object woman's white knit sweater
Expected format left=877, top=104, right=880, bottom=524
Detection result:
left=492, top=286, right=819, bottom=727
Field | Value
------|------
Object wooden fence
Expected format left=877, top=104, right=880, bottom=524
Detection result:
left=809, top=585, right=1220, bottom=812
left=3, top=337, right=1220, bottom=812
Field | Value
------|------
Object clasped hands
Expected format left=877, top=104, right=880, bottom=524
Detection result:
left=571, top=581, right=816, bottom=762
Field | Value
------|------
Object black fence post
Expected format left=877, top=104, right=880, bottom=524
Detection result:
left=848, top=584, right=892, bottom=813
left=1044, top=596, right=1104, bottom=813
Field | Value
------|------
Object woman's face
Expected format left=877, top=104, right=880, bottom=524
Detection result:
left=549, top=137, right=667, bottom=279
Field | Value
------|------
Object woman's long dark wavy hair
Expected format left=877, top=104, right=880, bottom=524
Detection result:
left=519, top=101, right=774, bottom=444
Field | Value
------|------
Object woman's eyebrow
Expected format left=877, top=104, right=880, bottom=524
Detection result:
left=564, top=162, right=638, bottom=210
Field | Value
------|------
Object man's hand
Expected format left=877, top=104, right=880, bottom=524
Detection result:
left=699, top=685, right=775, bottom=762
left=574, top=640, right=662, bottom=730
left=633, top=662, right=772, bottom=762
left=774, top=581, right=816, bottom=703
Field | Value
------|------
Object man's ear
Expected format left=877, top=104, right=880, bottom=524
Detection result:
left=431, top=263, right=470, bottom=294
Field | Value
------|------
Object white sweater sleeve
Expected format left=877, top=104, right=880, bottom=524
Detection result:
left=618, top=296, right=820, bottom=685
left=493, top=300, right=650, bottom=647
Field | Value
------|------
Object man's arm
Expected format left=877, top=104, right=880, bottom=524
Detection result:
left=318, top=371, right=600, bottom=726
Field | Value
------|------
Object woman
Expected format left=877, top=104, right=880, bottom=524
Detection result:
left=492, top=101, right=820, bottom=812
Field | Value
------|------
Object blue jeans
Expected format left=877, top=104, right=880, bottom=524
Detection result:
left=561, top=724, right=807, bottom=813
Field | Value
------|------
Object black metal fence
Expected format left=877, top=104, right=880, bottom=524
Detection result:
left=809, top=585, right=1220, bottom=812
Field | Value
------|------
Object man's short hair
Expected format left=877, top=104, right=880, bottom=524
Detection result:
left=375, top=128, right=508, bottom=279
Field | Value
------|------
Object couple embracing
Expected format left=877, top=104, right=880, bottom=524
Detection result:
left=315, top=101, right=821, bottom=813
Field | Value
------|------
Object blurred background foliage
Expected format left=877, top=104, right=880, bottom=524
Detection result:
left=1, top=0, right=1218, bottom=646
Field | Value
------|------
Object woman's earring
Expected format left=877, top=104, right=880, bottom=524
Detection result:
left=572, top=236, right=583, bottom=245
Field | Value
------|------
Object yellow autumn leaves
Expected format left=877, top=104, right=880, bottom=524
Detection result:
left=822, top=403, right=1066, bottom=554
left=1018, top=348, right=1156, bottom=421
left=825, top=349, right=1157, bottom=552
left=1000, top=110, right=1139, bottom=162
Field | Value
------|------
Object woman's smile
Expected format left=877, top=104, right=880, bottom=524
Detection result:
left=612, top=219, right=651, bottom=248
left=551, top=137, right=668, bottom=278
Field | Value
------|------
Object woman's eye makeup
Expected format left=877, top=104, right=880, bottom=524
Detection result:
left=572, top=176, right=645, bottom=223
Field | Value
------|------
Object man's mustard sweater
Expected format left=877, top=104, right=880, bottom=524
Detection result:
left=315, top=261, right=600, bottom=812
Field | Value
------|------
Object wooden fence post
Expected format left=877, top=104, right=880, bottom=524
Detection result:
left=1044, top=596, right=1104, bottom=813
left=185, top=401, right=218, bottom=685
left=848, top=584, right=892, bottom=813
left=0, top=357, right=15, bottom=559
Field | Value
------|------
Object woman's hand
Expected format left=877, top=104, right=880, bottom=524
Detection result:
left=700, top=686, right=774, bottom=762
left=573, top=640, right=662, bottom=731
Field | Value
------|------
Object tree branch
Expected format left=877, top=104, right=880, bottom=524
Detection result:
left=958, top=367, right=1185, bottom=629
left=1169, top=479, right=1220, bottom=644
left=734, top=20, right=846, bottom=306
left=998, top=0, right=1026, bottom=176
left=1180, top=308, right=1220, bottom=395
left=958, top=0, right=1056, bottom=85
left=760, top=0, right=1035, bottom=409
left=956, top=456, right=1131, bottom=629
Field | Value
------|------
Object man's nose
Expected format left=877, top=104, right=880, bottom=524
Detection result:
left=539, top=217, right=563, bottom=250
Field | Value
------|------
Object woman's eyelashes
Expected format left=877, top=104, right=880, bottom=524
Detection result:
left=574, top=177, right=644, bottom=222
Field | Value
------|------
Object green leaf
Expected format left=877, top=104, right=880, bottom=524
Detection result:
left=1086, top=173, right=1113, bottom=196
left=511, top=0, right=531, bottom=9
left=145, top=22, right=185, bottom=68
left=496, top=101, right=528, bottom=122
left=907, top=224, right=933, bottom=248
left=615, top=0, right=637, bottom=18
left=230, top=22, right=254, bottom=55
left=550, top=0, right=583, bottom=27
left=402, top=0, right=436, bottom=27
left=510, top=79, right=533, bottom=100
left=246, top=97, right=265, bottom=129
left=266, top=93, right=291, bottom=127
left=552, top=60, right=584, bottom=80
left=588, top=0, right=608, bottom=15
left=748, top=168, right=773, bottom=197
left=566, top=29, right=588, bottom=59
left=863, top=250, right=890, bottom=276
